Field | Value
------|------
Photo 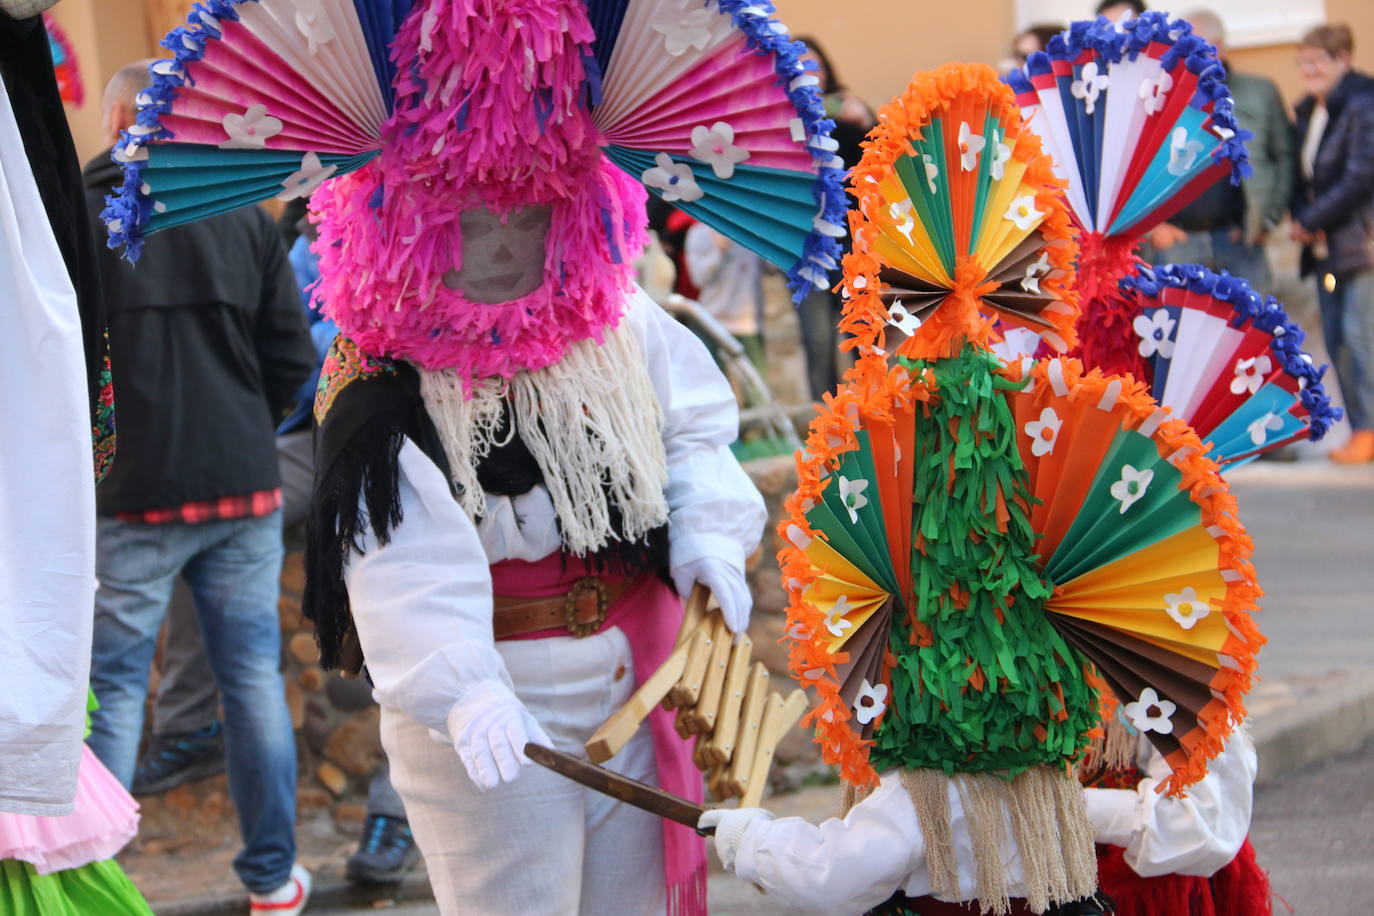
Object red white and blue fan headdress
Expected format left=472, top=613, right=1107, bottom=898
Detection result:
left=102, top=0, right=844, bottom=371
left=1005, top=12, right=1251, bottom=377
left=1120, top=264, right=1341, bottom=466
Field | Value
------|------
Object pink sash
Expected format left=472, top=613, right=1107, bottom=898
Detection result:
left=491, top=555, right=707, bottom=916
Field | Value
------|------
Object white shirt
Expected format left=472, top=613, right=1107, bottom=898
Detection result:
left=732, top=731, right=1256, bottom=916
left=0, top=72, right=96, bottom=816
left=343, top=289, right=767, bottom=739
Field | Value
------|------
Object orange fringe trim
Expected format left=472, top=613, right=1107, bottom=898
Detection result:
left=840, top=63, right=1080, bottom=366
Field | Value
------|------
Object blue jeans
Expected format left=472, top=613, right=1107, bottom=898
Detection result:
left=1317, top=266, right=1374, bottom=431
left=88, top=510, right=297, bottom=893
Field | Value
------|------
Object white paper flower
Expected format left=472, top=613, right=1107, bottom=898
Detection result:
left=922, top=153, right=939, bottom=193
left=1139, top=70, right=1174, bottom=115
left=837, top=475, right=869, bottom=524
left=1231, top=355, right=1273, bottom=395
left=1024, top=407, right=1062, bottom=457
left=990, top=327, right=1041, bottom=365
left=1164, top=585, right=1211, bottom=630
left=1071, top=61, right=1111, bottom=116
left=888, top=199, right=916, bottom=240
left=277, top=152, right=337, bottom=201
left=1168, top=126, right=1205, bottom=177
left=1110, top=464, right=1154, bottom=513
left=1005, top=194, right=1042, bottom=231
left=689, top=121, right=750, bottom=179
left=219, top=104, right=283, bottom=150
left=1247, top=410, right=1284, bottom=446
left=958, top=121, right=986, bottom=172
left=1124, top=687, right=1176, bottom=735
left=888, top=301, right=921, bottom=336
left=853, top=679, right=888, bottom=725
left=989, top=129, right=1011, bottom=180
left=294, top=0, right=336, bottom=55
left=1133, top=309, right=1176, bottom=359
left=651, top=6, right=715, bottom=56
left=1021, top=252, right=1052, bottom=293
left=641, top=152, right=704, bottom=202
left=825, top=596, right=854, bottom=638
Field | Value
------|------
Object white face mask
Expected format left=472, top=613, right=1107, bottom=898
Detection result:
left=442, top=205, right=552, bottom=304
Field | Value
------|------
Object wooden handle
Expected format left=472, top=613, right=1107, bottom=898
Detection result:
left=584, top=641, right=689, bottom=764
left=675, top=584, right=711, bottom=648
left=740, top=689, right=809, bottom=808
left=702, top=633, right=752, bottom=767
left=667, top=625, right=711, bottom=709
left=727, top=662, right=771, bottom=795
left=686, top=614, right=733, bottom=734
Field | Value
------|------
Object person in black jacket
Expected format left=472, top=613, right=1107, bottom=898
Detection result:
left=1293, top=23, right=1374, bottom=464
left=83, top=62, right=317, bottom=915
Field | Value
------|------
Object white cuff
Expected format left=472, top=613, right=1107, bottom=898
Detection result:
left=669, top=530, right=746, bottom=575
left=1084, top=786, right=1141, bottom=848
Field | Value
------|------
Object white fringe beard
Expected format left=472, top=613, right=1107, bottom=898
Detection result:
left=417, top=321, right=670, bottom=556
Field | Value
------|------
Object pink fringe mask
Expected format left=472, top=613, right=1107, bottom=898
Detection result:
left=311, top=0, right=648, bottom=383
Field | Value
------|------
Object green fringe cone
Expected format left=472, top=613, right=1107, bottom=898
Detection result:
left=868, top=345, right=1099, bottom=776
left=0, top=858, right=153, bottom=916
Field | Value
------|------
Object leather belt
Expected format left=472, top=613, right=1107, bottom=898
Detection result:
left=492, top=576, right=633, bottom=640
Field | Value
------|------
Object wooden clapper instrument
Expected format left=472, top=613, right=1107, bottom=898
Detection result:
left=527, top=585, right=808, bottom=827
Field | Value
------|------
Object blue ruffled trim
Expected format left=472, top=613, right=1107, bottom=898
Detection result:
left=713, top=0, right=845, bottom=302
left=101, top=0, right=256, bottom=261
left=1121, top=263, right=1342, bottom=440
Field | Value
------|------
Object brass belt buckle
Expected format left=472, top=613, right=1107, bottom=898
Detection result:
left=564, top=576, right=608, bottom=638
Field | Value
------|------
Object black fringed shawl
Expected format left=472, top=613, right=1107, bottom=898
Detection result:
left=304, top=339, right=671, bottom=674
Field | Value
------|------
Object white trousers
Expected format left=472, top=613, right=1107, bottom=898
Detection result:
left=381, top=626, right=666, bottom=915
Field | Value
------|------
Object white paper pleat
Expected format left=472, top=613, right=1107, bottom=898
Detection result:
left=236, top=0, right=388, bottom=138
left=1096, top=54, right=1161, bottom=229
left=1026, top=87, right=1094, bottom=227
left=1160, top=309, right=1242, bottom=419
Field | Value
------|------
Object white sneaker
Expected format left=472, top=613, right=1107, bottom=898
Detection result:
left=249, top=863, right=312, bottom=916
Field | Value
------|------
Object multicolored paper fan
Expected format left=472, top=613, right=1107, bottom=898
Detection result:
left=44, top=13, right=84, bottom=107
left=1005, top=12, right=1251, bottom=376
left=1121, top=264, right=1340, bottom=465
left=103, top=0, right=843, bottom=297
left=841, top=63, right=1079, bottom=366
left=781, top=354, right=1263, bottom=796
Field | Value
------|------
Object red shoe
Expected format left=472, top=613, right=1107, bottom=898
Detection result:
left=249, top=864, right=312, bottom=916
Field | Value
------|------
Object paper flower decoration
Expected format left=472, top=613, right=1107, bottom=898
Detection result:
left=989, top=327, right=1041, bottom=365
left=1024, top=407, right=1062, bottom=457
left=1124, top=687, right=1176, bottom=735
left=689, top=121, right=750, bottom=179
left=1231, top=355, right=1273, bottom=395
left=1021, top=252, right=1051, bottom=293
left=1005, top=195, right=1042, bottom=231
left=1133, top=309, right=1176, bottom=359
left=1168, top=127, right=1204, bottom=177
left=1247, top=411, right=1284, bottom=446
left=641, top=153, right=704, bottom=202
left=888, top=302, right=921, bottom=336
left=1139, top=71, right=1173, bottom=116
left=294, top=0, right=336, bottom=55
left=277, top=152, right=337, bottom=201
left=1110, top=464, right=1153, bottom=513
left=1071, top=61, right=1110, bottom=116
left=825, top=596, right=854, bottom=638
left=220, top=104, right=283, bottom=150
left=838, top=475, right=870, bottom=524
left=888, top=201, right=916, bottom=240
left=1164, top=585, right=1210, bottom=630
left=853, top=679, right=888, bottom=725
left=922, top=153, right=939, bottom=193
left=989, top=129, right=1011, bottom=180
left=958, top=121, right=985, bottom=171
left=651, top=6, right=714, bottom=56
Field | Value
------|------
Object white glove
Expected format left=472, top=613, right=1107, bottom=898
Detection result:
left=445, top=681, right=553, bottom=792
left=671, top=556, right=752, bottom=635
left=699, top=807, right=774, bottom=871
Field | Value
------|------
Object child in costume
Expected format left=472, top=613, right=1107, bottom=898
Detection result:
left=101, top=1, right=844, bottom=912
left=703, top=63, right=1265, bottom=916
